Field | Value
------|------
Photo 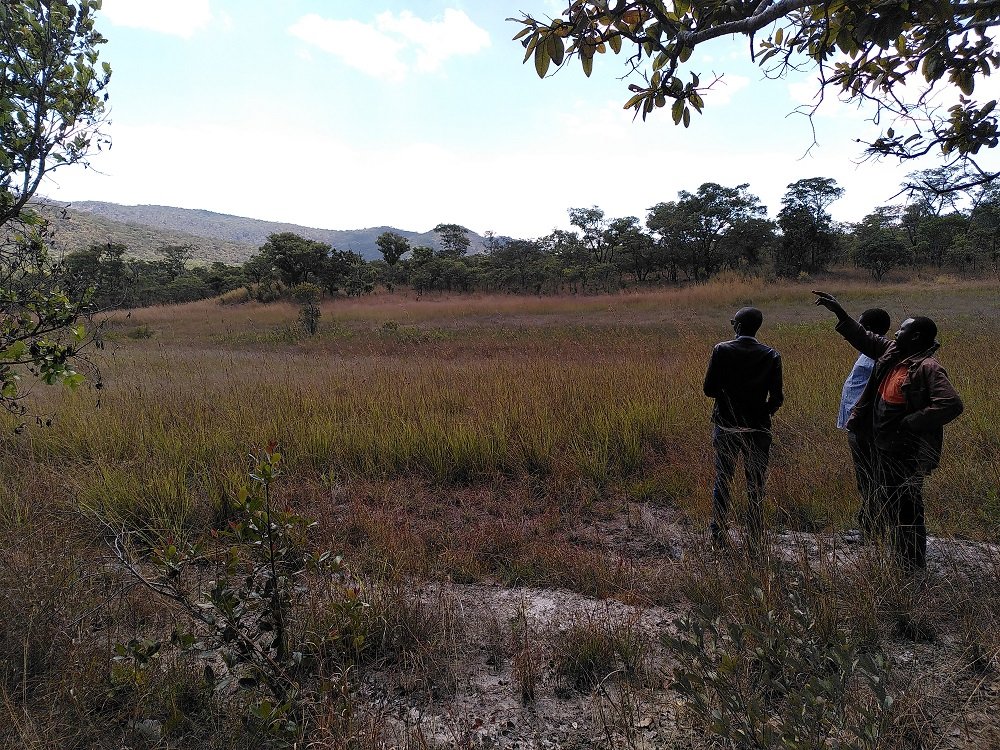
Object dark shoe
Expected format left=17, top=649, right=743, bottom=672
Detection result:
left=710, top=525, right=732, bottom=550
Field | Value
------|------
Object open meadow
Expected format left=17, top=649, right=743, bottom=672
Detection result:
left=2, top=275, right=999, bottom=748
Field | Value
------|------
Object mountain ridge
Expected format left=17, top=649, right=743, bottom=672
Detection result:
left=36, top=199, right=484, bottom=263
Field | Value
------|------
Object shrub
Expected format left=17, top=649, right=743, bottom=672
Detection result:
left=252, top=280, right=284, bottom=303
left=665, top=571, right=893, bottom=750
left=290, top=283, right=322, bottom=335
left=218, top=287, right=250, bottom=305
left=110, top=447, right=345, bottom=744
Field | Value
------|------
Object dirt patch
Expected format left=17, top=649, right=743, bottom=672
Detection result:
left=338, top=522, right=1000, bottom=749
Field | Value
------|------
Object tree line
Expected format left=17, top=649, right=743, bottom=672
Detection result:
left=61, top=167, right=1000, bottom=311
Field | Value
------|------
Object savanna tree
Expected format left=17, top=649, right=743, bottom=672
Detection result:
left=1, top=0, right=111, bottom=416
left=913, top=212, right=969, bottom=267
left=648, top=183, right=768, bottom=281
left=964, top=186, right=1000, bottom=269
left=569, top=206, right=614, bottom=264
left=851, top=207, right=911, bottom=280
left=375, top=231, right=410, bottom=266
left=257, top=232, right=331, bottom=286
left=605, top=215, right=657, bottom=281
left=776, top=177, right=844, bottom=275
left=433, top=223, right=471, bottom=258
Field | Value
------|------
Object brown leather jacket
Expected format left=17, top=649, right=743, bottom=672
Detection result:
left=836, top=318, right=963, bottom=472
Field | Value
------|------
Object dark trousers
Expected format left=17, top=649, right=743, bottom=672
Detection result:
left=847, top=430, right=881, bottom=537
left=711, top=426, right=772, bottom=547
left=875, top=451, right=927, bottom=571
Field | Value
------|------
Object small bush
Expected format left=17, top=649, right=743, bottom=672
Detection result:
left=666, top=570, right=893, bottom=750
left=314, top=578, right=463, bottom=698
left=553, top=613, right=647, bottom=693
left=218, top=287, right=250, bottom=305
left=252, top=280, right=284, bottom=303
left=128, top=324, right=154, bottom=339
left=511, top=599, right=540, bottom=705
left=290, top=283, right=323, bottom=335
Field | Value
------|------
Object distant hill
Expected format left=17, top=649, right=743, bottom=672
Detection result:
left=35, top=202, right=256, bottom=265
left=36, top=200, right=483, bottom=263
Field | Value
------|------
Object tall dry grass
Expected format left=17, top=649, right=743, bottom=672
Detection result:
left=0, top=276, right=998, bottom=748
left=6, top=276, right=989, bottom=541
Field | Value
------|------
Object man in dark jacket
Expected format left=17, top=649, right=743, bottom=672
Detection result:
left=704, top=307, right=784, bottom=552
left=813, top=291, right=964, bottom=570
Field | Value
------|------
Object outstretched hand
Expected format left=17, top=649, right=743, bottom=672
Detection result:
left=811, top=290, right=849, bottom=321
left=812, top=290, right=838, bottom=310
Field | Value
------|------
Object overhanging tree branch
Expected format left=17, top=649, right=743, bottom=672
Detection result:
left=512, top=0, right=1000, bottom=191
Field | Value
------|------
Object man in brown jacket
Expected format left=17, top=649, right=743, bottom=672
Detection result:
left=813, top=291, right=964, bottom=570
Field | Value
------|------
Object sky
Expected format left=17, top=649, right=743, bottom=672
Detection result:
left=40, top=0, right=1000, bottom=239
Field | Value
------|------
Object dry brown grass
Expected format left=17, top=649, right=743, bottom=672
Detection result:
left=21, top=275, right=993, bottom=542
left=0, top=276, right=997, bottom=747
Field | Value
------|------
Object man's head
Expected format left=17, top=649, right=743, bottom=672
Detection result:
left=894, top=316, right=937, bottom=355
left=731, top=307, right=763, bottom=337
left=859, top=308, right=891, bottom=336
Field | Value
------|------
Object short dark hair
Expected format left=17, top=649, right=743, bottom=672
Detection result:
left=734, top=307, right=763, bottom=336
left=859, top=308, right=891, bottom=336
left=909, top=315, right=938, bottom=342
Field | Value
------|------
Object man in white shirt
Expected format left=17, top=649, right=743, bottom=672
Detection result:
left=838, top=308, right=890, bottom=541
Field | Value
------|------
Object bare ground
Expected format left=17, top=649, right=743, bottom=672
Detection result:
left=339, top=507, right=1000, bottom=750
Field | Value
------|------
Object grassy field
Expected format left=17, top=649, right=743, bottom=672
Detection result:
left=2, top=274, right=999, bottom=747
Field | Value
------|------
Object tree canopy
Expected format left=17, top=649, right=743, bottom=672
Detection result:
left=1, top=0, right=111, bottom=223
left=511, top=0, right=1000, bottom=190
left=1, top=0, right=111, bottom=418
left=433, top=223, right=471, bottom=258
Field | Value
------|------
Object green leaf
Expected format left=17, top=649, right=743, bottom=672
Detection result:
left=522, top=34, right=538, bottom=63
left=1, top=341, right=27, bottom=361
left=582, top=54, right=593, bottom=77
left=671, top=98, right=684, bottom=125
left=547, top=34, right=565, bottom=66
left=624, top=92, right=646, bottom=109
left=534, top=43, right=551, bottom=77
left=958, top=71, right=975, bottom=96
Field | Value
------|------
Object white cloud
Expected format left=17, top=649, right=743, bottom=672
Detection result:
left=376, top=9, right=491, bottom=73
left=287, top=15, right=407, bottom=81
left=100, top=0, right=213, bottom=38
left=36, top=95, right=932, bottom=240
left=288, top=9, right=490, bottom=81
